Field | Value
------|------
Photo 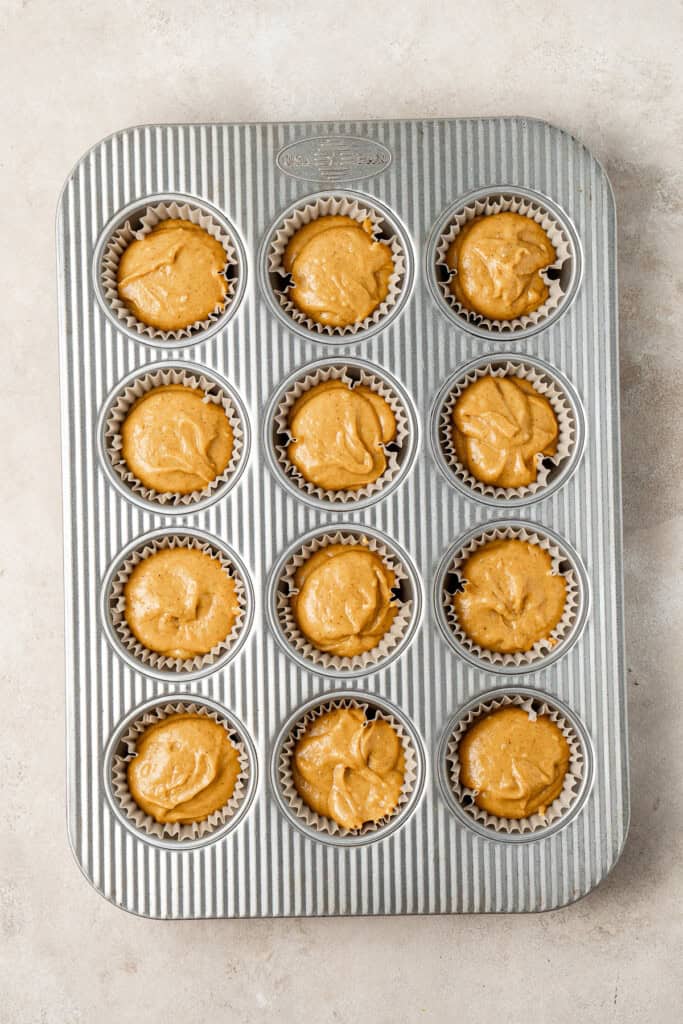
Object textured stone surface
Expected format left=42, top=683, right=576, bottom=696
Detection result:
left=0, top=1, right=681, bottom=1021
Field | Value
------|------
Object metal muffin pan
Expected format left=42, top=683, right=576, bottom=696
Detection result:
left=57, top=118, right=628, bottom=917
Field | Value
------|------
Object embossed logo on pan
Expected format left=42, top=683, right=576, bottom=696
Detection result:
left=276, top=136, right=392, bottom=184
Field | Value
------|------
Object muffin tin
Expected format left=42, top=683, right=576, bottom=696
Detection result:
left=56, top=118, right=628, bottom=917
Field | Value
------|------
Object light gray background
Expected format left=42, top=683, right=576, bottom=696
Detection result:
left=1, top=1, right=681, bottom=1021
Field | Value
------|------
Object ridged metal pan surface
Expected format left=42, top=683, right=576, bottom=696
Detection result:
left=56, top=118, right=628, bottom=917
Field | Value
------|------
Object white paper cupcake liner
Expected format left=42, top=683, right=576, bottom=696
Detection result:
left=267, top=195, right=406, bottom=336
left=276, top=531, right=414, bottom=672
left=439, top=360, right=576, bottom=500
left=101, top=199, right=238, bottom=341
left=442, top=525, right=579, bottom=668
left=274, top=363, right=409, bottom=504
left=111, top=700, right=250, bottom=842
left=435, top=193, right=572, bottom=333
left=109, top=534, right=247, bottom=673
left=103, top=366, right=245, bottom=507
left=445, top=692, right=584, bottom=835
left=278, top=696, right=418, bottom=838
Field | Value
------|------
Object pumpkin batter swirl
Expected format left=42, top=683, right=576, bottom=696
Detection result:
left=292, top=707, right=405, bottom=830
left=123, top=547, right=239, bottom=660
left=117, top=219, right=228, bottom=331
left=458, top=706, right=570, bottom=819
left=121, top=384, right=234, bottom=494
left=446, top=212, right=556, bottom=320
left=283, top=215, right=394, bottom=327
left=291, top=544, right=397, bottom=658
left=128, top=713, right=241, bottom=825
left=453, top=538, right=566, bottom=654
left=287, top=379, right=396, bottom=491
left=452, top=375, right=558, bottom=488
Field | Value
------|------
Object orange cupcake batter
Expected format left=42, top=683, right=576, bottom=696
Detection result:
left=452, top=376, right=558, bottom=488
left=447, top=212, right=555, bottom=320
left=124, top=547, right=239, bottom=660
left=291, top=544, right=397, bottom=657
left=128, top=713, right=241, bottom=824
left=293, top=707, right=405, bottom=829
left=121, top=385, right=233, bottom=494
left=284, top=215, right=394, bottom=327
left=287, top=380, right=396, bottom=490
left=117, top=219, right=228, bottom=330
left=458, top=706, right=569, bottom=818
left=453, top=538, right=566, bottom=654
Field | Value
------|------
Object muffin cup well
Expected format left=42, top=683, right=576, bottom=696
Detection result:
left=99, top=197, right=240, bottom=342
left=276, top=695, right=419, bottom=842
left=110, top=699, right=251, bottom=843
left=265, top=193, right=408, bottom=337
left=272, top=529, right=417, bottom=675
left=438, top=523, right=584, bottom=671
left=443, top=690, right=587, bottom=837
left=436, top=357, right=578, bottom=503
left=433, top=189, right=574, bottom=335
left=101, top=362, right=247, bottom=510
left=106, top=531, right=249, bottom=677
left=273, top=361, right=410, bottom=505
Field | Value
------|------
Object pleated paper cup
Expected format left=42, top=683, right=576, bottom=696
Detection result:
left=266, top=193, right=407, bottom=337
left=100, top=197, right=239, bottom=342
left=273, top=361, right=410, bottom=505
left=434, top=190, right=573, bottom=335
left=107, top=532, right=249, bottom=676
left=102, top=363, right=246, bottom=509
left=438, top=358, right=576, bottom=501
left=439, top=523, right=582, bottom=670
left=445, top=691, right=586, bottom=836
left=273, top=529, right=416, bottom=674
left=276, top=695, right=418, bottom=841
left=110, top=699, right=251, bottom=843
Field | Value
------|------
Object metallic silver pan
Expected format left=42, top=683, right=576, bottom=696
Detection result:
left=56, top=118, right=628, bottom=917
